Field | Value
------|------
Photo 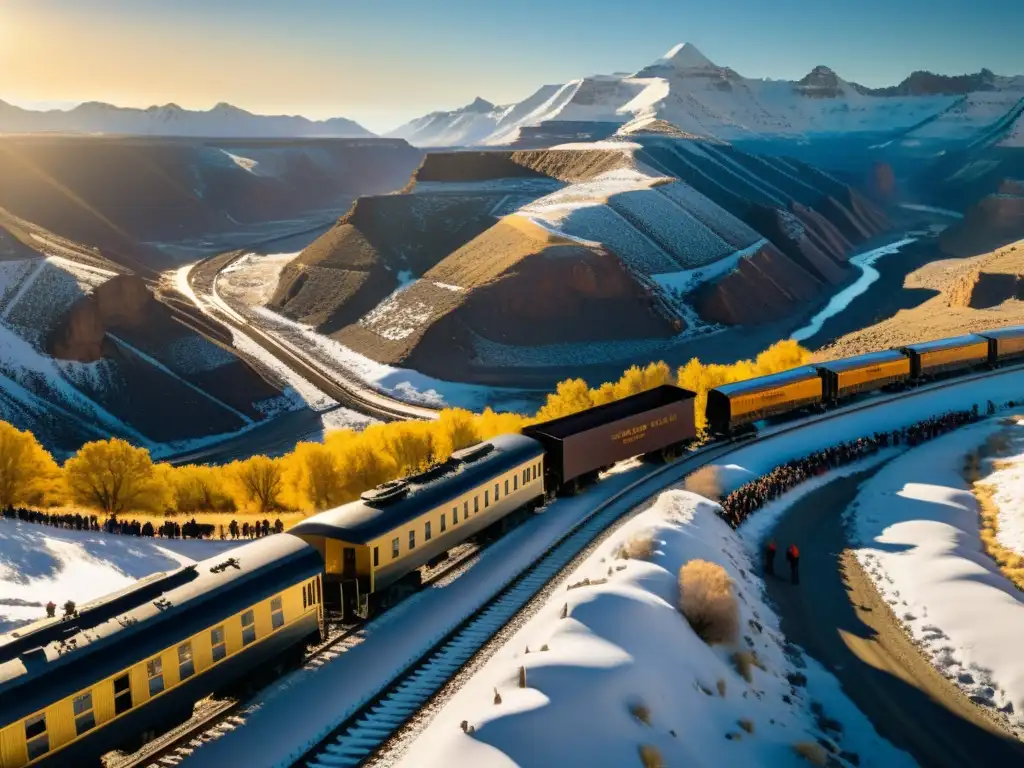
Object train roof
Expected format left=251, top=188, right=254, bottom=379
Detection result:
left=814, top=349, right=909, bottom=374
left=522, top=385, right=695, bottom=441
left=901, top=334, right=986, bottom=353
left=0, top=533, right=321, bottom=724
left=976, top=326, right=1024, bottom=340
left=710, top=366, right=820, bottom=398
left=290, top=433, right=544, bottom=546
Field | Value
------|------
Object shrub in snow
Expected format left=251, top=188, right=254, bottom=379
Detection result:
left=618, top=531, right=655, bottom=560
left=738, top=718, right=755, bottom=734
left=678, top=559, right=740, bottom=646
left=716, top=679, right=727, bottom=697
left=638, top=744, right=664, bottom=768
left=682, top=465, right=723, bottom=501
left=731, top=650, right=756, bottom=683
left=493, top=688, right=502, bottom=705
left=793, top=741, right=829, bottom=766
left=518, top=666, right=527, bottom=689
left=629, top=702, right=651, bottom=726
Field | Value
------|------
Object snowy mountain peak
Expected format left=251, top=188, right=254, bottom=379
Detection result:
left=659, top=43, right=715, bottom=70
left=465, top=97, right=496, bottom=113
left=795, top=65, right=849, bottom=98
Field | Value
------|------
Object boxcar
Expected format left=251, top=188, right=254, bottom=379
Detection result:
left=977, top=326, right=1024, bottom=364
left=901, top=335, right=988, bottom=378
left=290, top=433, right=546, bottom=618
left=522, top=385, right=697, bottom=494
left=815, top=350, right=911, bottom=402
left=0, top=535, right=323, bottom=768
left=706, top=366, right=823, bottom=436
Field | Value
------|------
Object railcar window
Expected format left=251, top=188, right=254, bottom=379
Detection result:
left=514, top=475, right=518, bottom=491
left=271, top=597, right=284, bottom=630
left=302, top=585, right=307, bottom=609
left=441, top=513, right=447, bottom=533
left=505, top=479, right=510, bottom=495
left=178, top=641, right=195, bottom=679
left=494, top=483, right=500, bottom=501
left=241, top=610, right=256, bottom=646
left=484, top=490, right=489, bottom=508
left=373, top=547, right=379, bottom=567
left=113, top=673, right=132, bottom=715
left=474, top=497, right=479, bottom=514
left=409, top=529, right=416, bottom=550
left=392, top=537, right=400, bottom=559
left=24, top=713, right=48, bottom=760
left=211, top=626, right=226, bottom=662
left=147, top=657, right=164, bottom=696
left=463, top=501, right=468, bottom=520
left=73, top=691, right=96, bottom=735
left=425, top=521, right=432, bottom=541
left=523, top=468, right=528, bottom=485
left=315, top=578, right=321, bottom=604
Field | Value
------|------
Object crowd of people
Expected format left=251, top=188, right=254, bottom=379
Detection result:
left=719, top=406, right=981, bottom=530
left=0, top=506, right=285, bottom=541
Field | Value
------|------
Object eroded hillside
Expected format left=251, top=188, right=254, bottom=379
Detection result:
left=270, top=131, right=890, bottom=380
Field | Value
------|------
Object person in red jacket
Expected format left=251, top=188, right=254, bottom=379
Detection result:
left=786, top=543, right=800, bottom=585
left=765, top=539, right=777, bottom=576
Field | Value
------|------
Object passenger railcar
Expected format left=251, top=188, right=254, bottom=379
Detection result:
left=815, top=350, right=911, bottom=402
left=706, top=366, right=823, bottom=437
left=978, top=326, right=1024, bottom=364
left=0, top=535, right=323, bottom=767
left=290, top=433, right=546, bottom=619
left=523, top=385, right=697, bottom=495
left=901, top=335, right=989, bottom=378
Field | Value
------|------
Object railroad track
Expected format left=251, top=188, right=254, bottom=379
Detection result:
left=110, top=544, right=485, bottom=768
left=291, top=363, right=1024, bottom=768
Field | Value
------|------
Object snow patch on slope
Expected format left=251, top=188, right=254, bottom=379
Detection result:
left=399, top=490, right=913, bottom=768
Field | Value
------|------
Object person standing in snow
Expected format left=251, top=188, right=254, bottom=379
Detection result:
left=786, top=543, right=800, bottom=585
left=765, top=539, right=777, bottom=576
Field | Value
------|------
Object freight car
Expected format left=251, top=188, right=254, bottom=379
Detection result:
left=0, top=536, right=323, bottom=768
left=815, top=350, right=911, bottom=403
left=900, top=335, right=989, bottom=378
left=978, top=326, right=1024, bottom=365
left=706, top=366, right=823, bottom=437
left=290, top=433, right=546, bottom=619
left=522, top=385, right=697, bottom=496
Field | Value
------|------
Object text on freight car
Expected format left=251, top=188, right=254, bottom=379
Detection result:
left=612, top=414, right=678, bottom=446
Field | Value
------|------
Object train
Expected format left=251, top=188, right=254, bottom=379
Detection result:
left=2, top=326, right=1022, bottom=766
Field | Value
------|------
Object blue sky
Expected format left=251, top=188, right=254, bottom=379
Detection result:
left=3, top=0, right=1022, bottom=132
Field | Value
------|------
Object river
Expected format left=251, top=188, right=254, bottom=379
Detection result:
left=790, top=237, right=918, bottom=342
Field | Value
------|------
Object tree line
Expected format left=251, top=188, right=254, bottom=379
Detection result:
left=0, top=340, right=808, bottom=518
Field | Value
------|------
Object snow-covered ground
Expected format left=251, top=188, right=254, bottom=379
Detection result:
left=251, top=306, right=536, bottom=412
left=216, top=250, right=300, bottom=306
left=849, top=420, right=1024, bottom=727
left=0, top=520, right=238, bottom=635
left=979, top=417, right=1024, bottom=555
left=790, top=237, right=917, bottom=342
left=396, top=491, right=913, bottom=768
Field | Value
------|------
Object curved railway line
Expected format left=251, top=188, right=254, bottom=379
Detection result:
left=287, top=363, right=1024, bottom=768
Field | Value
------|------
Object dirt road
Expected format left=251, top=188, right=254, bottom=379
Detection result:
left=765, top=470, right=1024, bottom=767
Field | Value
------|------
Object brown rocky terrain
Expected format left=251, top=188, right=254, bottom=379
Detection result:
left=0, top=135, right=423, bottom=271
left=270, top=135, right=892, bottom=381
left=815, top=239, right=1024, bottom=361
left=940, top=193, right=1024, bottom=257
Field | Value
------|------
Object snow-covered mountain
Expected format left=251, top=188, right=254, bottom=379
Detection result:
left=387, top=43, right=1024, bottom=148
left=0, top=100, right=373, bottom=138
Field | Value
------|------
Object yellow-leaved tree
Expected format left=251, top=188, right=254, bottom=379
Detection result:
left=0, top=421, right=62, bottom=507
left=64, top=438, right=163, bottom=516
left=282, top=442, right=344, bottom=511
left=169, top=464, right=235, bottom=513
left=229, top=455, right=284, bottom=513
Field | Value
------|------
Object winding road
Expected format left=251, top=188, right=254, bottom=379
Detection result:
left=766, top=471, right=1024, bottom=767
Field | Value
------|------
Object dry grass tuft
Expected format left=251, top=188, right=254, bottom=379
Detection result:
left=638, top=744, right=665, bottom=768
left=618, top=531, right=655, bottom=560
left=629, top=702, right=652, bottom=726
left=716, top=678, right=727, bottom=697
left=731, top=651, right=755, bottom=683
left=792, top=741, right=829, bottom=766
left=738, top=718, right=755, bottom=734
left=971, top=463, right=1024, bottom=591
left=678, top=560, right=740, bottom=645
left=683, top=465, right=723, bottom=500
left=518, top=666, right=527, bottom=688
left=493, top=688, right=502, bottom=705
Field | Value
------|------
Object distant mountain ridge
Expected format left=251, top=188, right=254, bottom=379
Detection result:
left=0, top=99, right=374, bottom=138
left=386, top=43, right=1024, bottom=147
